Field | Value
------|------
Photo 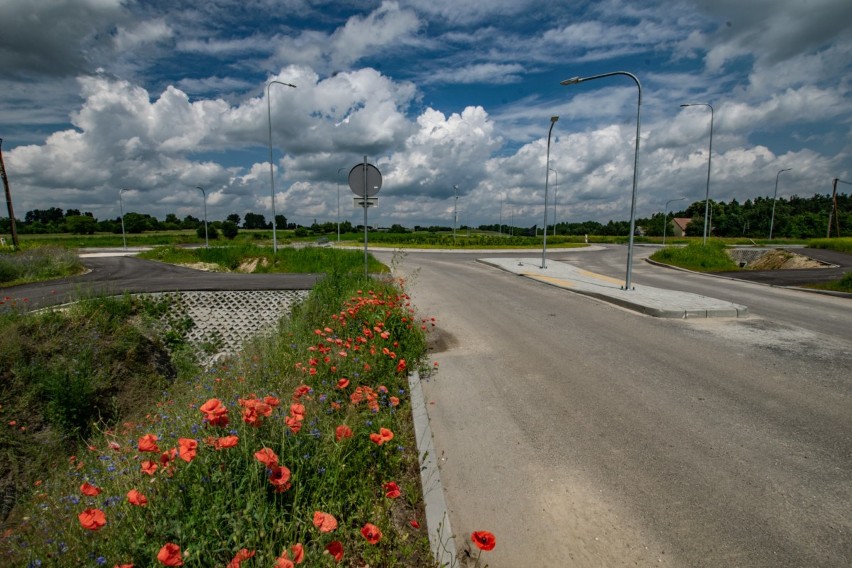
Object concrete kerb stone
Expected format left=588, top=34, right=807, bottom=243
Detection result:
left=408, top=369, right=457, bottom=567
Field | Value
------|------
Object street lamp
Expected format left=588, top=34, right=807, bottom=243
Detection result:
left=266, top=79, right=297, bottom=254
left=541, top=116, right=559, bottom=269
left=680, top=103, right=714, bottom=245
left=827, top=178, right=851, bottom=237
left=549, top=168, right=558, bottom=236
left=562, top=71, right=642, bottom=290
left=337, top=166, right=346, bottom=243
left=662, top=196, right=686, bottom=245
left=769, top=168, right=791, bottom=240
left=119, top=188, right=130, bottom=249
left=195, top=186, right=209, bottom=248
left=453, top=184, right=459, bottom=241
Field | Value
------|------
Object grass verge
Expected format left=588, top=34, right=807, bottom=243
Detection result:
left=807, top=237, right=852, bottom=254
left=802, top=272, right=852, bottom=293
left=649, top=240, right=740, bottom=272
left=0, top=247, right=85, bottom=287
left=1, top=271, right=435, bottom=567
left=139, top=244, right=389, bottom=274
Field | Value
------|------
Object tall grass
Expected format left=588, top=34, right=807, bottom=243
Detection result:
left=649, top=239, right=739, bottom=272
left=807, top=237, right=852, bottom=253
left=1, top=273, right=434, bottom=567
left=139, top=244, right=388, bottom=274
left=0, top=246, right=85, bottom=285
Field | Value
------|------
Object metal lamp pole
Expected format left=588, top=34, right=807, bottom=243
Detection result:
left=453, top=184, right=459, bottom=241
left=827, top=178, right=851, bottom=237
left=541, top=116, right=559, bottom=268
left=337, top=166, right=346, bottom=243
left=662, top=196, right=686, bottom=245
left=266, top=80, right=296, bottom=254
left=119, top=188, right=130, bottom=249
left=769, top=168, right=791, bottom=240
left=195, top=186, right=208, bottom=248
left=549, top=168, right=558, bottom=236
left=562, top=71, right=642, bottom=290
left=680, top=103, right=714, bottom=245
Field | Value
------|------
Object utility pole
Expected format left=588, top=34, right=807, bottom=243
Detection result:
left=0, top=138, right=20, bottom=248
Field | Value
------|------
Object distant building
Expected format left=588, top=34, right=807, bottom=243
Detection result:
left=671, top=217, right=692, bottom=237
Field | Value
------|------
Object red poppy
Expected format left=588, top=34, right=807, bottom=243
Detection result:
left=370, top=427, right=394, bottom=445
left=157, top=543, right=183, bottom=566
left=127, top=489, right=148, bottom=506
left=80, top=482, right=101, bottom=496
left=263, top=396, right=281, bottom=408
left=160, top=448, right=177, bottom=467
left=199, top=398, right=229, bottom=427
left=226, top=548, right=255, bottom=568
left=274, top=558, right=294, bottom=568
left=325, top=541, right=343, bottom=562
left=285, top=415, right=303, bottom=434
left=289, top=403, right=305, bottom=420
left=214, top=435, right=239, bottom=449
left=410, top=519, right=420, bottom=529
left=360, top=523, right=382, bottom=544
left=78, top=508, right=106, bottom=531
left=254, top=447, right=278, bottom=467
left=383, top=481, right=401, bottom=499
left=336, top=378, right=350, bottom=389
left=471, top=530, right=496, bottom=551
left=292, top=385, right=311, bottom=400
left=290, top=543, right=304, bottom=564
left=335, top=425, right=353, bottom=441
left=312, top=511, right=338, bottom=533
left=268, top=465, right=292, bottom=492
left=396, top=359, right=407, bottom=373
left=138, top=434, right=160, bottom=453
left=178, top=438, right=198, bottom=463
left=114, top=564, right=134, bottom=568
left=141, top=460, right=158, bottom=475
left=389, top=396, right=400, bottom=407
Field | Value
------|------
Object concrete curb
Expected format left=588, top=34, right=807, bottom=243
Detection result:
left=477, top=258, right=748, bottom=318
left=408, top=370, right=457, bottom=567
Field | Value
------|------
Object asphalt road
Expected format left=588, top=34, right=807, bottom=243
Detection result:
left=1, top=254, right=320, bottom=310
left=375, top=248, right=852, bottom=568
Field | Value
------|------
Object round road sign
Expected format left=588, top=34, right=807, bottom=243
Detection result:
left=348, top=163, right=382, bottom=197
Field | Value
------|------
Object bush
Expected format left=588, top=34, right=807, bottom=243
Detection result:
left=221, top=220, right=239, bottom=239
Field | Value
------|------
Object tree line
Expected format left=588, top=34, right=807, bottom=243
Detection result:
left=1, top=192, right=848, bottom=240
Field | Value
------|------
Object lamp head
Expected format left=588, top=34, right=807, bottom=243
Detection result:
left=550, top=116, right=559, bottom=123
left=560, top=77, right=583, bottom=85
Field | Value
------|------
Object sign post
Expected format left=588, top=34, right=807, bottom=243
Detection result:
left=348, top=157, right=382, bottom=277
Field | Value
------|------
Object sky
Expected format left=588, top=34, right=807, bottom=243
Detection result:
left=1, top=0, right=851, bottom=230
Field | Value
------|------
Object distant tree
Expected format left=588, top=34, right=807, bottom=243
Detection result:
left=388, top=224, right=409, bottom=233
left=123, top=212, right=154, bottom=233
left=181, top=215, right=200, bottom=230
left=226, top=213, right=241, bottom=225
left=64, top=208, right=81, bottom=218
left=164, top=213, right=180, bottom=225
left=243, top=212, right=268, bottom=230
left=25, top=207, right=64, bottom=225
left=65, top=215, right=97, bottom=235
left=274, top=215, right=287, bottom=231
left=221, top=220, right=239, bottom=239
left=197, top=224, right=218, bottom=240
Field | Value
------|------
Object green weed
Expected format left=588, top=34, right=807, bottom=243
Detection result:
left=649, top=240, right=739, bottom=272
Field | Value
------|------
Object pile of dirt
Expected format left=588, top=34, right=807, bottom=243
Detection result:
left=748, top=250, right=827, bottom=270
left=237, top=257, right=269, bottom=273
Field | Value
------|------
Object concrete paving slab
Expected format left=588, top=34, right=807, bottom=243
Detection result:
left=478, top=257, right=748, bottom=318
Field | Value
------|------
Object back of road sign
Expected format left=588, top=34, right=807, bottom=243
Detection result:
left=348, top=163, right=382, bottom=197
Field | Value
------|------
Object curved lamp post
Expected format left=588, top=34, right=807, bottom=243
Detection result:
left=662, top=196, right=686, bottom=245
left=680, top=103, right=714, bottom=245
left=541, top=116, right=559, bottom=269
left=266, top=80, right=297, bottom=254
left=119, top=188, right=130, bottom=249
left=562, top=71, right=641, bottom=290
left=195, top=186, right=209, bottom=248
left=769, top=168, right=791, bottom=240
left=549, top=168, right=558, bottom=236
left=336, top=166, right=346, bottom=243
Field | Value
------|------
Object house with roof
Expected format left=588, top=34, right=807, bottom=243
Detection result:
left=671, top=217, right=692, bottom=237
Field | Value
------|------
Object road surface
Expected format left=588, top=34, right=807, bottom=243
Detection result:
left=375, top=247, right=851, bottom=568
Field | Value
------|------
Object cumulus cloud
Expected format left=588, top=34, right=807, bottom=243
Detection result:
left=0, top=0, right=127, bottom=77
